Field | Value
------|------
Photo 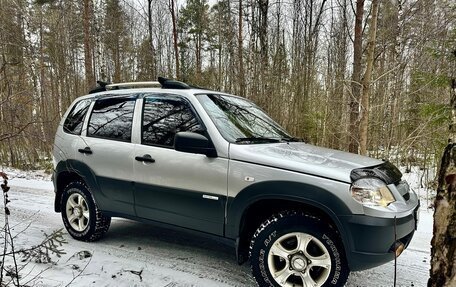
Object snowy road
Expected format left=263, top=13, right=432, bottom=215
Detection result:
left=2, top=178, right=432, bottom=286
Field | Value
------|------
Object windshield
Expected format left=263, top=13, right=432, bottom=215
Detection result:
left=196, top=94, right=292, bottom=143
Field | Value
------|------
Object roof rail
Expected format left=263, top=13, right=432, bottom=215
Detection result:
left=89, top=81, right=111, bottom=94
left=106, top=81, right=161, bottom=90
left=158, top=77, right=191, bottom=89
left=88, top=77, right=202, bottom=94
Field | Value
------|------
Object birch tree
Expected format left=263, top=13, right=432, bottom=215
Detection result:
left=429, top=52, right=456, bottom=287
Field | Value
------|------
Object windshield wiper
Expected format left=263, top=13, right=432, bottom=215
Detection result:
left=235, top=137, right=281, bottom=144
left=281, top=136, right=303, bottom=142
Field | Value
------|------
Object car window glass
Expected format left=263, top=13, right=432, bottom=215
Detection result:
left=63, top=100, right=91, bottom=135
left=142, top=96, right=203, bottom=146
left=196, top=94, right=289, bottom=142
left=87, top=96, right=135, bottom=142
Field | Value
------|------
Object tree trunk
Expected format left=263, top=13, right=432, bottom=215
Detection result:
left=258, top=0, right=269, bottom=100
left=196, top=33, right=202, bottom=77
left=170, top=0, right=179, bottom=79
left=113, top=41, right=121, bottom=82
left=83, top=0, right=95, bottom=89
left=429, top=79, right=456, bottom=287
left=359, top=0, right=379, bottom=155
left=148, top=0, right=157, bottom=80
left=349, top=0, right=364, bottom=153
left=238, top=0, right=245, bottom=96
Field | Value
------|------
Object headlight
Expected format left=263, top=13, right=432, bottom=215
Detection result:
left=350, top=178, right=395, bottom=207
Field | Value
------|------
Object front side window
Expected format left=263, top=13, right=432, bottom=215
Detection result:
left=63, top=99, right=91, bottom=135
left=142, top=96, right=203, bottom=147
left=196, top=94, right=290, bottom=143
left=87, top=96, right=136, bottom=142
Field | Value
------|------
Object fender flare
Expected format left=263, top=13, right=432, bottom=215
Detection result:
left=54, top=160, right=102, bottom=212
left=225, top=180, right=353, bottom=254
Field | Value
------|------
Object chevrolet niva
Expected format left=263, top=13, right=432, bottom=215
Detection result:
left=53, top=77, right=419, bottom=287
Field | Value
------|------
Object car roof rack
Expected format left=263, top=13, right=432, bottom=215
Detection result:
left=106, top=81, right=161, bottom=90
left=158, top=77, right=192, bottom=89
left=88, top=77, right=203, bottom=94
left=89, top=81, right=111, bottom=94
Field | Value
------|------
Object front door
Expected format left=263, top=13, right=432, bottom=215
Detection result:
left=133, top=94, right=228, bottom=235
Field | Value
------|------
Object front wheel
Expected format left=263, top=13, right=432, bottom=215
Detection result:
left=61, top=181, right=111, bottom=241
left=249, top=211, right=349, bottom=287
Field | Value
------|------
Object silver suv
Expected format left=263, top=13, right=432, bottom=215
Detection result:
left=53, top=78, right=419, bottom=287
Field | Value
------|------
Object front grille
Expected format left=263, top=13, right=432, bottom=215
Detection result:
left=396, top=180, right=410, bottom=201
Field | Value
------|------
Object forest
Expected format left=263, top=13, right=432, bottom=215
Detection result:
left=0, top=0, right=454, bottom=172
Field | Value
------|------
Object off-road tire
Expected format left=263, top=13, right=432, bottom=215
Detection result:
left=249, top=211, right=349, bottom=287
left=61, top=181, right=111, bottom=241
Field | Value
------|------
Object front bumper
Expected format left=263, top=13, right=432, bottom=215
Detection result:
left=339, top=203, right=419, bottom=271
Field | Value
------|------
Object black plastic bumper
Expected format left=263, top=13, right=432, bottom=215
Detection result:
left=339, top=207, right=418, bottom=271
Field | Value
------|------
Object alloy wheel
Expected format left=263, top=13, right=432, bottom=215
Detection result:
left=267, top=232, right=331, bottom=287
left=65, top=192, right=90, bottom=232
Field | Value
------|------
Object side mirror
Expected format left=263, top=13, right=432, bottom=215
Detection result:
left=174, top=132, right=217, bottom=157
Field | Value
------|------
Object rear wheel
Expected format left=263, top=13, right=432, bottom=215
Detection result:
left=61, top=181, right=111, bottom=241
left=249, top=211, right=349, bottom=287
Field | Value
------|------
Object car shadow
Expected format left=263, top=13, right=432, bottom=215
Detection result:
left=100, top=218, right=256, bottom=286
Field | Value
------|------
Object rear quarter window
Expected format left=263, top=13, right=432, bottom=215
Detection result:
left=63, top=99, right=91, bottom=135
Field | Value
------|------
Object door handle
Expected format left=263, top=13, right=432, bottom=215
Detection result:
left=78, top=147, right=92, bottom=154
left=135, top=154, right=155, bottom=163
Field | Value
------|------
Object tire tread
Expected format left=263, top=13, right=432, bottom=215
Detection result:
left=248, top=210, right=348, bottom=287
left=61, top=181, right=110, bottom=242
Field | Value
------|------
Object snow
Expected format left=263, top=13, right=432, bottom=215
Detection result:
left=0, top=166, right=53, bottom=191
left=0, top=167, right=433, bottom=286
left=401, top=166, right=436, bottom=208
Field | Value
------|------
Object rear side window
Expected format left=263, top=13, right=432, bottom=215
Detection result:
left=63, top=100, right=91, bottom=135
left=142, top=96, right=203, bottom=146
left=87, top=96, right=136, bottom=142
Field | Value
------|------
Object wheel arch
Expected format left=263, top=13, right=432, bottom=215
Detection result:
left=54, top=160, right=101, bottom=213
left=226, top=181, right=352, bottom=264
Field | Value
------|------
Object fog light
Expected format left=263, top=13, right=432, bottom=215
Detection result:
left=393, top=242, right=405, bottom=257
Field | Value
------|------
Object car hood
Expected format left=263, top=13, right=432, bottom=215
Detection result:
left=229, top=142, right=382, bottom=183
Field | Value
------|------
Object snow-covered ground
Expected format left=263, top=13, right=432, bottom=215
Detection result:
left=0, top=167, right=433, bottom=286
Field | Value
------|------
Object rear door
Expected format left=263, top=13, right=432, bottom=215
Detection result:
left=79, top=95, right=137, bottom=215
left=133, top=94, right=228, bottom=235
